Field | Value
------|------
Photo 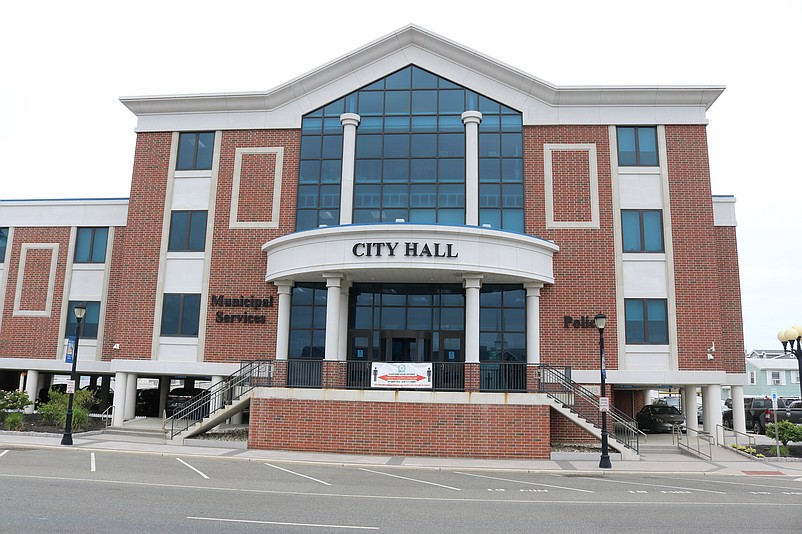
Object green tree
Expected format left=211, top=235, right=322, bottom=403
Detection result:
left=765, top=420, right=802, bottom=447
left=0, top=390, right=32, bottom=412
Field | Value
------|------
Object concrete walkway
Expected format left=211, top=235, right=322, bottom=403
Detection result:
left=3, top=419, right=802, bottom=478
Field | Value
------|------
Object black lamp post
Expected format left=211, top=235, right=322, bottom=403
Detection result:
left=778, top=326, right=802, bottom=400
left=595, top=312, right=612, bottom=469
left=61, top=302, right=86, bottom=446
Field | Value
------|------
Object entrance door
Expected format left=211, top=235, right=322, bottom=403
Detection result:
left=381, top=330, right=431, bottom=362
left=435, top=333, right=464, bottom=390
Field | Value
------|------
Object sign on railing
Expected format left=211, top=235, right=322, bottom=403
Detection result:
left=371, top=362, right=432, bottom=389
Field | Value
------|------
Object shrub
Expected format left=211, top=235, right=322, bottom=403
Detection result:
left=765, top=420, right=802, bottom=446
left=38, top=387, right=96, bottom=431
left=0, top=390, right=32, bottom=412
left=4, top=412, right=24, bottom=431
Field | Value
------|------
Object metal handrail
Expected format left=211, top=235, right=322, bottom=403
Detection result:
left=537, top=363, right=643, bottom=453
left=163, top=360, right=274, bottom=439
left=100, top=405, right=114, bottom=428
left=674, top=425, right=713, bottom=459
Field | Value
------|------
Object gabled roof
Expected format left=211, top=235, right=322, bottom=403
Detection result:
left=121, top=24, right=724, bottom=132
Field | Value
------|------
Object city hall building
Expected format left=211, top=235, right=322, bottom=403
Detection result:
left=0, top=26, right=746, bottom=459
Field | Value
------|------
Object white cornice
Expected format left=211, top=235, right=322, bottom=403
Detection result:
left=121, top=25, right=724, bottom=131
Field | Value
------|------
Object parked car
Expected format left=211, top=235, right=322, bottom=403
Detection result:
left=635, top=404, right=685, bottom=433
left=165, top=387, right=206, bottom=416
left=135, top=388, right=160, bottom=417
left=723, top=397, right=773, bottom=434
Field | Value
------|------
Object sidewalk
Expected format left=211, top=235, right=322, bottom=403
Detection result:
left=3, top=423, right=802, bottom=478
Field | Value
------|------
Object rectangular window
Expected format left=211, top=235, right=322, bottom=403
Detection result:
left=617, top=126, right=658, bottom=166
left=624, top=298, right=668, bottom=344
left=168, top=211, right=207, bottom=252
left=748, top=370, right=756, bottom=385
left=66, top=301, right=101, bottom=339
left=621, top=210, right=664, bottom=252
left=793, top=371, right=800, bottom=384
left=0, top=227, right=7, bottom=262
left=176, top=132, right=215, bottom=170
left=74, top=227, right=109, bottom=263
left=161, top=294, right=201, bottom=337
left=768, top=371, right=782, bottom=386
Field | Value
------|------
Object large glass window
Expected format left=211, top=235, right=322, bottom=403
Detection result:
left=168, top=211, right=207, bottom=252
left=66, top=301, right=101, bottom=339
left=161, top=294, right=201, bottom=337
left=176, top=132, right=215, bottom=170
left=617, top=126, right=658, bottom=166
left=289, top=283, right=327, bottom=359
left=297, top=66, right=524, bottom=232
left=622, top=210, right=664, bottom=252
left=479, top=285, right=526, bottom=361
left=74, top=227, right=108, bottom=263
left=625, top=298, right=668, bottom=344
left=0, top=228, right=7, bottom=262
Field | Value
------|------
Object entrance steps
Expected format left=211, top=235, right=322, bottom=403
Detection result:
left=104, top=417, right=167, bottom=439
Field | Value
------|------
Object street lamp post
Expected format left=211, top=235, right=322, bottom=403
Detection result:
left=595, top=312, right=612, bottom=469
left=777, top=326, right=802, bottom=400
left=61, top=303, right=87, bottom=446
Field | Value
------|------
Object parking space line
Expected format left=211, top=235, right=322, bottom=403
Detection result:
left=264, top=463, right=331, bottom=486
left=457, top=472, right=594, bottom=493
left=0, top=450, right=8, bottom=458
left=188, top=516, right=379, bottom=530
left=359, top=468, right=461, bottom=491
left=90, top=452, right=96, bottom=472
left=176, top=458, right=209, bottom=479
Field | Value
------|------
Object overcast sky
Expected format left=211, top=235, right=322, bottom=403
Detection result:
left=1, top=1, right=799, bottom=352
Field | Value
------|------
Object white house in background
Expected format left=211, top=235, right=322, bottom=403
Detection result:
left=743, top=349, right=801, bottom=400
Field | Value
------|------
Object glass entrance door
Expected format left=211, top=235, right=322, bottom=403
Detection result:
left=381, top=330, right=431, bottom=362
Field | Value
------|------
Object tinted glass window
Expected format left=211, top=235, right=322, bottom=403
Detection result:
left=74, top=227, right=108, bottom=263
left=625, top=298, right=668, bottom=344
left=622, top=210, right=664, bottom=253
left=176, top=132, right=215, bottom=170
left=0, top=228, right=7, bottom=262
left=168, top=211, right=207, bottom=252
left=161, top=294, right=201, bottom=337
left=617, top=126, right=658, bottom=166
left=66, top=301, right=101, bottom=339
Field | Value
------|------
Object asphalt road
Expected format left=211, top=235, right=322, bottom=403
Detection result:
left=1, top=446, right=801, bottom=533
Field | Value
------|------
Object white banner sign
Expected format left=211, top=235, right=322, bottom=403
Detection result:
left=371, top=362, right=433, bottom=389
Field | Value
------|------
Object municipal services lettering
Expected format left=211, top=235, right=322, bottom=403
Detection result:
left=211, top=295, right=273, bottom=325
left=352, top=242, right=458, bottom=258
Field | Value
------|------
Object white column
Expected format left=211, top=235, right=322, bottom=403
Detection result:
left=112, top=372, right=127, bottom=426
left=523, top=282, right=543, bottom=364
left=338, top=281, right=351, bottom=361
left=683, top=385, right=698, bottom=432
left=463, top=274, right=483, bottom=364
left=339, top=113, right=361, bottom=225
left=24, top=370, right=39, bottom=414
left=462, top=111, right=482, bottom=226
left=643, top=389, right=653, bottom=406
left=731, top=384, right=746, bottom=434
left=18, top=372, right=26, bottom=392
left=274, top=281, right=294, bottom=361
left=703, top=384, right=723, bottom=443
left=323, top=272, right=343, bottom=361
left=124, top=373, right=137, bottom=420
left=210, top=375, right=224, bottom=415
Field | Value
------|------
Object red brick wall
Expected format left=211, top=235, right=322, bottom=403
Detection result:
left=102, top=132, right=172, bottom=360
left=203, top=130, right=300, bottom=362
left=0, top=228, right=71, bottom=359
left=715, top=225, right=745, bottom=373
left=249, top=398, right=551, bottom=459
left=664, top=125, right=724, bottom=371
left=549, top=410, right=600, bottom=444
left=525, top=126, right=618, bottom=370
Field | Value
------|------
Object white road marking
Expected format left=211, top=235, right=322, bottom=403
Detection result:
left=264, top=463, right=332, bottom=486
left=457, top=471, right=594, bottom=493
left=90, top=452, right=96, bottom=472
left=188, top=516, right=378, bottom=530
left=176, top=458, right=209, bottom=479
left=0, top=450, right=8, bottom=458
left=575, top=476, right=726, bottom=494
left=360, top=467, right=461, bottom=491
